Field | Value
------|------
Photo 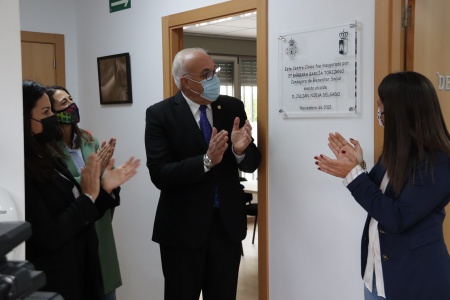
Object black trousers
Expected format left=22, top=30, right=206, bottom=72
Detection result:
left=159, top=212, right=242, bottom=300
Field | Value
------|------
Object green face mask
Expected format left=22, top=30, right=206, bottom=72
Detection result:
left=56, top=103, right=80, bottom=125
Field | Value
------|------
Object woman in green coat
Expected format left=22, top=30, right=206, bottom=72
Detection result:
left=46, top=86, right=122, bottom=300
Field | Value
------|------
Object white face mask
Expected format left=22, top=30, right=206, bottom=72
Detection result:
left=377, top=109, right=384, bottom=127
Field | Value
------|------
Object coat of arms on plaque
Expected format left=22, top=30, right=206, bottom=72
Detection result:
left=286, top=38, right=298, bottom=59
left=339, top=29, right=348, bottom=54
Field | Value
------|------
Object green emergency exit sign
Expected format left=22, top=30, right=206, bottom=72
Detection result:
left=110, top=0, right=131, bottom=13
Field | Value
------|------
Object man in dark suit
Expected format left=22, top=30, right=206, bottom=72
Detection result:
left=145, top=48, right=261, bottom=300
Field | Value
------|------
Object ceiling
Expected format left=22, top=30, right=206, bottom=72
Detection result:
left=183, top=12, right=256, bottom=40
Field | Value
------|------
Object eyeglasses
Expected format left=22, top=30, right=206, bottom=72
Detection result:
left=184, top=66, right=221, bottom=81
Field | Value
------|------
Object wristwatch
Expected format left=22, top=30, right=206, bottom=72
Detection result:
left=203, top=153, right=213, bottom=169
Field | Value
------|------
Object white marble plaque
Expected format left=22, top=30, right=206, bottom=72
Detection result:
left=278, top=21, right=359, bottom=118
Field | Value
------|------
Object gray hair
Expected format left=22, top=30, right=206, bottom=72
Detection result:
left=172, top=48, right=208, bottom=89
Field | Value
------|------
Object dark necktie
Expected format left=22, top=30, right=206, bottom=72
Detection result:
left=199, top=105, right=219, bottom=207
left=199, top=105, right=212, bottom=144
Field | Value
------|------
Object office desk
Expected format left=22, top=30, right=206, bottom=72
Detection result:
left=241, top=180, right=258, bottom=194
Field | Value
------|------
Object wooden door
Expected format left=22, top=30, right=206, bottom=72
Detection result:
left=410, top=0, right=450, bottom=245
left=375, top=0, right=450, bottom=245
left=21, top=41, right=56, bottom=85
left=21, top=31, right=66, bottom=86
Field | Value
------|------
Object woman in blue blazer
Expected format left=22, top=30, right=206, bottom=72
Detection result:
left=315, top=71, right=450, bottom=300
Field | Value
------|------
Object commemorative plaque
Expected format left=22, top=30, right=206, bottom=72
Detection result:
left=278, top=21, right=359, bottom=118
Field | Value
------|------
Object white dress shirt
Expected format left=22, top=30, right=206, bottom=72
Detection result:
left=181, top=93, right=245, bottom=172
left=343, top=166, right=388, bottom=298
left=66, top=133, right=85, bottom=174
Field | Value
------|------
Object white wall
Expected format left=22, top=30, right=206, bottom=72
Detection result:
left=75, top=1, right=227, bottom=298
left=16, top=0, right=375, bottom=299
left=1, top=0, right=23, bottom=208
left=19, top=0, right=79, bottom=101
left=1, top=0, right=25, bottom=259
left=268, top=0, right=374, bottom=299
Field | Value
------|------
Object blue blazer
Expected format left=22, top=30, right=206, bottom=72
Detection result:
left=348, top=153, right=450, bottom=300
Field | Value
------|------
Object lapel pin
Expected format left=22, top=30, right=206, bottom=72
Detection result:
left=217, top=105, right=221, bottom=110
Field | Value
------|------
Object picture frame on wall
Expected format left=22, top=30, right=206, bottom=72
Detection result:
left=97, top=52, right=132, bottom=104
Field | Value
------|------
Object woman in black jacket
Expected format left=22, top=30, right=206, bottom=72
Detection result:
left=22, top=80, right=139, bottom=299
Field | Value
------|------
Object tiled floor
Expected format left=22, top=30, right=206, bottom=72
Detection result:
left=237, top=216, right=258, bottom=300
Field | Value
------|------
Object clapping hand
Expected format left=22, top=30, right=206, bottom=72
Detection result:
left=97, top=138, right=117, bottom=174
left=314, top=132, right=363, bottom=178
left=101, top=156, right=141, bottom=193
left=80, top=153, right=102, bottom=200
left=207, top=128, right=228, bottom=166
left=231, top=117, right=252, bottom=156
left=328, top=132, right=363, bottom=164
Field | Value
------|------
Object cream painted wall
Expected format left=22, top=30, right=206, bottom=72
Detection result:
left=16, top=0, right=375, bottom=299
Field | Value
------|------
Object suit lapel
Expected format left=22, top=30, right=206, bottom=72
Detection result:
left=373, top=164, right=395, bottom=197
left=52, top=158, right=81, bottom=199
left=57, top=141, right=79, bottom=176
left=58, top=139, right=96, bottom=177
left=173, top=91, right=207, bottom=149
left=211, top=98, right=225, bottom=131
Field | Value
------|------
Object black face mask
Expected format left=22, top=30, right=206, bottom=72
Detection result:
left=32, top=115, right=59, bottom=143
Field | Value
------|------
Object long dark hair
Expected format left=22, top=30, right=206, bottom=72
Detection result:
left=379, top=71, right=450, bottom=196
left=46, top=85, right=93, bottom=155
left=23, top=80, right=59, bottom=182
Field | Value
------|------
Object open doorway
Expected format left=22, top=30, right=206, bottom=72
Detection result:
left=162, top=1, right=268, bottom=299
left=183, top=14, right=257, bottom=159
left=185, top=16, right=258, bottom=298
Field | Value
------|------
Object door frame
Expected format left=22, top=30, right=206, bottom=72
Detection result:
left=374, top=0, right=405, bottom=160
left=21, top=31, right=66, bottom=86
left=162, top=0, right=269, bottom=299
